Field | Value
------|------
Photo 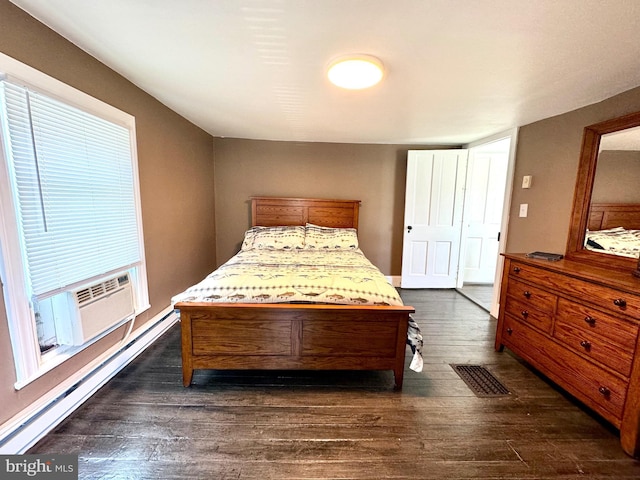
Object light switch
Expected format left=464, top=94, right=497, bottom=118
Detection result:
left=522, top=175, right=532, bottom=188
left=519, top=204, right=528, bottom=217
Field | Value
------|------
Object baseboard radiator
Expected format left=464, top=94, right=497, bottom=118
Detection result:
left=0, top=306, right=178, bottom=454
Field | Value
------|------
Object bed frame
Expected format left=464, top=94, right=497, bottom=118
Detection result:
left=175, top=197, right=415, bottom=389
left=588, top=203, right=640, bottom=231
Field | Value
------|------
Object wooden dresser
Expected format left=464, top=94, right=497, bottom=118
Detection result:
left=495, top=253, right=640, bottom=457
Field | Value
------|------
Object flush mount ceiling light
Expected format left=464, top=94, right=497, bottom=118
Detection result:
left=327, top=55, right=384, bottom=90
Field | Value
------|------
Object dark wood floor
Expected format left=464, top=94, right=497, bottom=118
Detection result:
left=457, top=284, right=494, bottom=311
left=29, top=290, right=640, bottom=479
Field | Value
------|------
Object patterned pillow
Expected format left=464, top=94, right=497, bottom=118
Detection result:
left=252, top=225, right=306, bottom=250
left=240, top=226, right=262, bottom=251
left=304, top=223, right=359, bottom=250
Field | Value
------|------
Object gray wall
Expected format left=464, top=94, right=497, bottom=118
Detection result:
left=506, top=85, right=640, bottom=254
left=213, top=138, right=453, bottom=275
left=0, top=0, right=216, bottom=425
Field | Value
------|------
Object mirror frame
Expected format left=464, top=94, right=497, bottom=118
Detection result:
left=565, top=110, right=640, bottom=270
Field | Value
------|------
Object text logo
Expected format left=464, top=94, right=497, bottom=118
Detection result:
left=0, top=455, right=78, bottom=479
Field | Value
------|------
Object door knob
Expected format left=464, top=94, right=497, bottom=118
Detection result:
left=407, top=225, right=413, bottom=233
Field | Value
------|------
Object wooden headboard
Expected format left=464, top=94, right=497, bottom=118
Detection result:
left=251, top=197, right=361, bottom=229
left=588, top=203, right=640, bottom=231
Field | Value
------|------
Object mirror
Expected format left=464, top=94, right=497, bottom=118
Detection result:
left=565, top=111, right=640, bottom=273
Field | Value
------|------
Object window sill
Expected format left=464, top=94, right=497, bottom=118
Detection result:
left=13, top=304, right=150, bottom=390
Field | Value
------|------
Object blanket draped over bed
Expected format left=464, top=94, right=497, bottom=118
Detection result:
left=584, top=203, right=640, bottom=259
left=585, top=227, right=640, bottom=258
left=173, top=248, right=403, bottom=306
left=173, top=247, right=424, bottom=372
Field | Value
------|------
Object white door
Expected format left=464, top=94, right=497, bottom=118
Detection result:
left=459, top=142, right=509, bottom=284
left=401, top=150, right=468, bottom=288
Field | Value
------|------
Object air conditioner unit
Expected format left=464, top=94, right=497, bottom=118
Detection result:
left=54, top=273, right=135, bottom=346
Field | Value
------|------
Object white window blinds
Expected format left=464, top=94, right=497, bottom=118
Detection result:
left=1, top=81, right=142, bottom=298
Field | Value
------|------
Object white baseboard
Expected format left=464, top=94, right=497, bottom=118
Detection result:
left=386, top=275, right=401, bottom=287
left=0, top=306, right=178, bottom=454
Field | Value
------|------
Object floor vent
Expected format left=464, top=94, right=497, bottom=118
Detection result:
left=451, top=364, right=511, bottom=397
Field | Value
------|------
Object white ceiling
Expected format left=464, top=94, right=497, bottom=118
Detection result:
left=9, top=0, right=640, bottom=145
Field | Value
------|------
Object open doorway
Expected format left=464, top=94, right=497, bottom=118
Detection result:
left=400, top=130, right=517, bottom=316
left=457, top=132, right=516, bottom=314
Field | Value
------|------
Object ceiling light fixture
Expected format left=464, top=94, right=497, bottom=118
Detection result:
left=327, top=55, right=384, bottom=90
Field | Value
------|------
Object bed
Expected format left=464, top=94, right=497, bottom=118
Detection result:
left=173, top=197, right=420, bottom=389
left=585, top=203, right=640, bottom=258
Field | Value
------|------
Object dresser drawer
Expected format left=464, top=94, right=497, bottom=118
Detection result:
left=505, top=296, right=553, bottom=334
left=556, top=298, right=639, bottom=351
left=506, top=277, right=557, bottom=314
left=502, top=315, right=627, bottom=424
left=508, top=261, right=564, bottom=290
left=509, top=261, right=640, bottom=318
left=554, top=320, right=634, bottom=377
left=559, top=278, right=640, bottom=319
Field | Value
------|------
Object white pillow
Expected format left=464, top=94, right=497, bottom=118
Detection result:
left=304, top=223, right=359, bottom=250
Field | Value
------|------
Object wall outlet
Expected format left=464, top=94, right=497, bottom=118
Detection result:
left=522, top=175, right=532, bottom=188
left=519, top=204, right=528, bottom=217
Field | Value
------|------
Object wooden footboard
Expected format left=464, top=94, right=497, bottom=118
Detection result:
left=176, top=302, right=415, bottom=389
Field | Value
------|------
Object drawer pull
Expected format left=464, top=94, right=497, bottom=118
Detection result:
left=506, top=327, right=513, bottom=335
left=613, top=298, right=627, bottom=308
left=521, top=310, right=529, bottom=318
left=598, top=386, right=610, bottom=397
left=523, top=291, right=531, bottom=299
left=584, top=316, right=596, bottom=326
left=579, top=340, right=591, bottom=351
left=513, top=266, right=521, bottom=274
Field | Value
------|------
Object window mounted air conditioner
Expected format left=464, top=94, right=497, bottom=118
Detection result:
left=54, top=273, right=135, bottom=346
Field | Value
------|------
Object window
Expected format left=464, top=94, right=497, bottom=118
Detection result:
left=0, top=54, right=149, bottom=386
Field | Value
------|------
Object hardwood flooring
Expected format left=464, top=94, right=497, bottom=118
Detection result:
left=29, top=289, right=640, bottom=479
left=457, top=284, right=494, bottom=312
